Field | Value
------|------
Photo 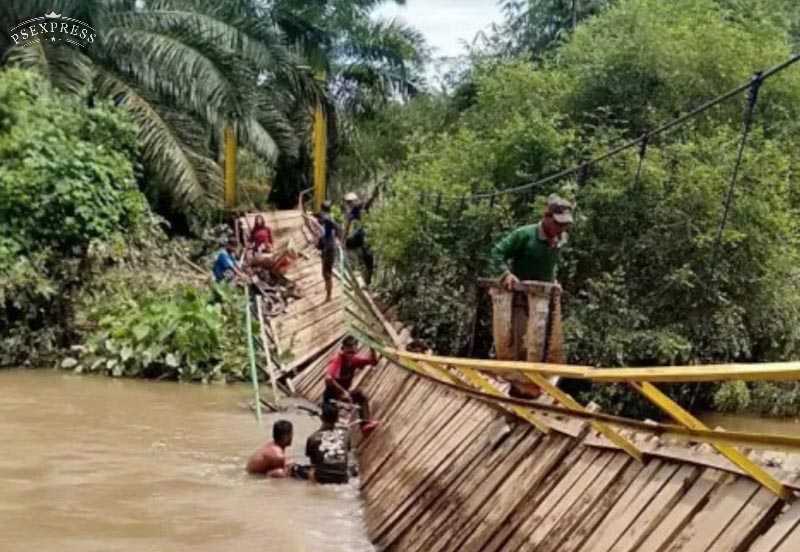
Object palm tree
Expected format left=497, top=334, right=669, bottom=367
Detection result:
left=497, top=0, right=614, bottom=58
left=2, top=0, right=321, bottom=217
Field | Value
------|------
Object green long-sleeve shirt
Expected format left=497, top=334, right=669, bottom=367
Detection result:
left=490, top=223, right=560, bottom=282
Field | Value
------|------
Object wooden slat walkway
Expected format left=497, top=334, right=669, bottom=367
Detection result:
left=272, top=207, right=800, bottom=552
left=252, top=210, right=345, bottom=375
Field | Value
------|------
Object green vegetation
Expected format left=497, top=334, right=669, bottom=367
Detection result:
left=0, top=68, right=147, bottom=365
left=1, top=0, right=427, bottom=221
left=70, top=278, right=252, bottom=382
left=348, top=0, right=800, bottom=417
left=0, top=68, right=251, bottom=379
left=0, top=1, right=427, bottom=376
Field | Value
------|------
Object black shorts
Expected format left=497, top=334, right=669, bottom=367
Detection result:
left=321, top=247, right=335, bottom=278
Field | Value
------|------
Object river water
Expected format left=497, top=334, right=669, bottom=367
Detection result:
left=0, top=370, right=374, bottom=552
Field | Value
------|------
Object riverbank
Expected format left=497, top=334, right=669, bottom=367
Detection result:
left=0, top=369, right=373, bottom=552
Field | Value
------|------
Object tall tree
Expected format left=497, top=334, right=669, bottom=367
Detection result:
left=1, top=0, right=321, bottom=220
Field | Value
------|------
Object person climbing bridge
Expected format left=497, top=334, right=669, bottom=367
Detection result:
left=246, top=419, right=294, bottom=478
left=323, top=335, right=378, bottom=404
left=212, top=237, right=249, bottom=284
left=323, top=335, right=380, bottom=436
left=343, top=189, right=379, bottom=287
left=316, top=200, right=342, bottom=303
left=488, top=193, right=574, bottom=398
left=290, top=402, right=351, bottom=484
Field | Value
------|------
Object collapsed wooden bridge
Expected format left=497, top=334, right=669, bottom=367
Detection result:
left=259, top=209, right=800, bottom=552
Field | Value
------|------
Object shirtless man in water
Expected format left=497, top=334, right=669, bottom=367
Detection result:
left=246, top=420, right=293, bottom=478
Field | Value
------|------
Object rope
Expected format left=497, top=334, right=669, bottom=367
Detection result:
left=632, top=133, right=649, bottom=190
left=710, top=72, right=764, bottom=268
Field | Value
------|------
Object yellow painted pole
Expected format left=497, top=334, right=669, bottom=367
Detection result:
left=631, top=381, right=790, bottom=499
left=312, top=102, right=327, bottom=212
left=458, top=367, right=551, bottom=433
left=522, top=372, right=643, bottom=462
left=224, top=124, right=237, bottom=210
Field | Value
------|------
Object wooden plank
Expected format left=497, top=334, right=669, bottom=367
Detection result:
left=523, top=450, right=620, bottom=549
left=377, top=406, right=499, bottom=548
left=360, top=381, right=441, bottom=485
left=576, top=458, right=672, bottom=552
left=750, top=503, right=800, bottom=552
left=388, top=421, right=526, bottom=551
left=706, top=487, right=783, bottom=552
left=538, top=452, right=632, bottom=552
left=424, top=427, right=540, bottom=552
left=446, top=430, right=554, bottom=552
left=664, top=476, right=760, bottom=552
left=373, top=403, right=496, bottom=541
left=364, top=386, right=464, bottom=490
left=481, top=437, right=588, bottom=552
left=558, top=459, right=647, bottom=552
left=407, top=425, right=537, bottom=552
left=368, top=396, right=479, bottom=518
left=461, top=433, right=577, bottom=552
left=636, top=468, right=728, bottom=552
left=502, top=446, right=604, bottom=550
left=609, top=464, right=701, bottom=552
left=775, top=520, right=800, bottom=552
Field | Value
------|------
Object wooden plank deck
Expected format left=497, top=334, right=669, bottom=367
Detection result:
left=273, top=206, right=800, bottom=552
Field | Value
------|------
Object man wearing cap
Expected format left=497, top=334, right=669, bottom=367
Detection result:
left=344, top=190, right=378, bottom=287
left=490, top=194, right=574, bottom=288
left=488, top=194, right=574, bottom=397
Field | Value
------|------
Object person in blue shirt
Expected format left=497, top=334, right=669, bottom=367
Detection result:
left=213, top=238, right=247, bottom=283
left=343, top=191, right=376, bottom=287
left=316, top=200, right=342, bottom=303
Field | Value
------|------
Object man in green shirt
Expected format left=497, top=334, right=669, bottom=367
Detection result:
left=490, top=194, right=574, bottom=289
left=488, top=194, right=574, bottom=397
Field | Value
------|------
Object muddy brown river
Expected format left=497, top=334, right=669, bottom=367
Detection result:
left=0, top=370, right=373, bottom=552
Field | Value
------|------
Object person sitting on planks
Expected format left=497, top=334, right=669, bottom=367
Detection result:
left=323, top=335, right=381, bottom=436
left=248, top=214, right=274, bottom=252
left=213, top=237, right=249, bottom=284
left=290, top=402, right=351, bottom=484
left=246, top=420, right=294, bottom=478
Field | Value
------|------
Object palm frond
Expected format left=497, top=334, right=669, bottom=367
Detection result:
left=100, top=26, right=253, bottom=124
left=4, top=41, right=91, bottom=95
left=94, top=69, right=213, bottom=209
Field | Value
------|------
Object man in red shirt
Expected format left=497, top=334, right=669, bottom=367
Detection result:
left=245, top=420, right=293, bottom=478
left=323, top=336, right=378, bottom=402
left=323, top=336, right=380, bottom=433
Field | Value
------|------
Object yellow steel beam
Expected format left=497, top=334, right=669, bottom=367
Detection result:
left=458, top=367, right=550, bottom=433
left=386, top=347, right=587, bottom=377
left=224, top=124, right=237, bottom=210
left=386, top=348, right=800, bottom=383
left=521, top=371, right=643, bottom=462
left=631, top=382, right=791, bottom=500
left=312, top=102, right=327, bottom=212
left=590, top=363, right=800, bottom=383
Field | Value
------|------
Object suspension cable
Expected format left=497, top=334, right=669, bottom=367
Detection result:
left=710, top=72, right=764, bottom=268
left=461, top=53, right=800, bottom=201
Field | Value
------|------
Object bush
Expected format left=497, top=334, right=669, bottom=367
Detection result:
left=69, top=281, right=250, bottom=382
left=0, top=68, right=148, bottom=365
